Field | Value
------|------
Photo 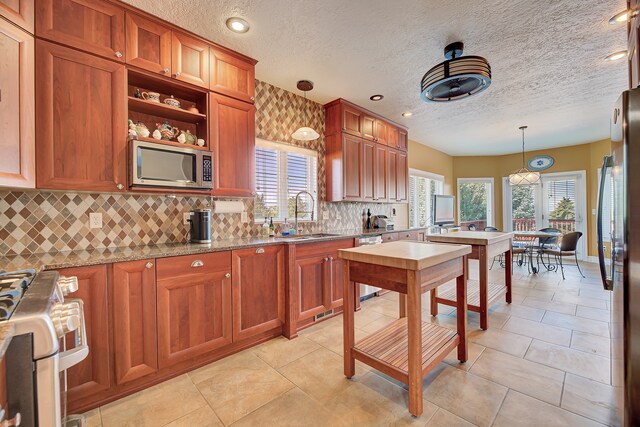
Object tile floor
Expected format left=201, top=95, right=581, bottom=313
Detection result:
left=83, top=260, right=619, bottom=427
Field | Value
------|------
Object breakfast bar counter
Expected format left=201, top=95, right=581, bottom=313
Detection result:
left=338, top=241, right=471, bottom=416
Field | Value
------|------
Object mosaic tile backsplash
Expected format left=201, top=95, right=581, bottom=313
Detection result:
left=0, top=80, right=393, bottom=256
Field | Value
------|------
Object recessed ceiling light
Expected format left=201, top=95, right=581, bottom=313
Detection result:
left=609, top=10, right=631, bottom=24
left=402, top=112, right=413, bottom=117
left=370, top=94, right=384, bottom=101
left=605, top=50, right=628, bottom=61
left=226, top=17, right=250, bottom=33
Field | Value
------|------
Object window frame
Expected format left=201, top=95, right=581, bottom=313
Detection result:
left=408, top=168, right=445, bottom=228
left=456, top=177, right=495, bottom=227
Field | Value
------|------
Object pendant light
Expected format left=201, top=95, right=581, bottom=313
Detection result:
left=292, top=80, right=320, bottom=141
left=509, top=126, right=540, bottom=186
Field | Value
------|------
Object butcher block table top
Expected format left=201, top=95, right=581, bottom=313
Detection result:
left=338, top=241, right=472, bottom=271
left=427, top=231, right=513, bottom=246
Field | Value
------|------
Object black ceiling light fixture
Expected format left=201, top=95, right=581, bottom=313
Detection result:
left=420, top=41, right=492, bottom=102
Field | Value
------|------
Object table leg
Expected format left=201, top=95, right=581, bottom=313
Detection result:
left=430, top=289, right=438, bottom=317
left=456, top=256, right=468, bottom=362
left=505, top=249, right=512, bottom=304
left=407, top=269, right=423, bottom=417
left=343, top=260, right=355, bottom=378
left=479, top=246, right=489, bottom=330
left=399, top=293, right=407, bottom=318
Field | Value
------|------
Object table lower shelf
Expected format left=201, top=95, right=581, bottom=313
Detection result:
left=352, top=318, right=459, bottom=384
left=434, top=279, right=507, bottom=311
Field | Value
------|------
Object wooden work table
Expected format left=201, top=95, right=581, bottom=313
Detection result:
left=427, top=231, right=513, bottom=330
left=338, top=241, right=471, bottom=417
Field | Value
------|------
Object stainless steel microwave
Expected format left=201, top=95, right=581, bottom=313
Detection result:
left=130, top=140, right=213, bottom=190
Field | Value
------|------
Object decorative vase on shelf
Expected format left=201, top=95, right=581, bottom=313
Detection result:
left=152, top=129, right=162, bottom=140
left=163, top=95, right=181, bottom=108
left=177, top=133, right=186, bottom=144
left=135, top=121, right=150, bottom=138
left=181, top=130, right=197, bottom=145
left=156, top=121, right=179, bottom=141
left=187, top=105, right=200, bottom=114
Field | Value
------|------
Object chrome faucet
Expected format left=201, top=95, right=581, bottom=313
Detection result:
left=294, top=191, right=315, bottom=233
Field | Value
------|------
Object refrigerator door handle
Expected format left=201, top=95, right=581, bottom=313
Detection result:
left=597, top=155, right=613, bottom=291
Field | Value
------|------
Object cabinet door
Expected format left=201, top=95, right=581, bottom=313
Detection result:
left=210, top=47, right=255, bottom=103
left=374, top=119, right=388, bottom=145
left=397, top=150, right=408, bottom=201
left=58, top=265, right=111, bottom=400
left=329, top=253, right=346, bottom=308
left=387, top=126, right=399, bottom=149
left=296, top=255, right=330, bottom=320
left=388, top=148, right=398, bottom=201
left=36, top=40, right=127, bottom=192
left=374, top=144, right=387, bottom=201
left=36, top=0, right=124, bottom=61
left=362, top=140, right=375, bottom=200
left=125, top=13, right=171, bottom=75
left=171, top=31, right=209, bottom=88
left=0, top=0, right=33, bottom=32
left=398, top=129, right=408, bottom=151
left=157, top=270, right=232, bottom=368
left=232, top=246, right=285, bottom=341
left=210, top=93, right=256, bottom=196
left=342, top=104, right=363, bottom=137
left=342, top=133, right=363, bottom=200
left=112, top=260, right=157, bottom=385
left=362, top=115, right=375, bottom=141
left=0, top=20, right=34, bottom=188
left=630, top=16, right=640, bottom=88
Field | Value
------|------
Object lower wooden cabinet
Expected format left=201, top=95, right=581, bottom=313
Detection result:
left=156, top=252, right=232, bottom=369
left=112, top=259, right=158, bottom=385
left=57, top=265, right=111, bottom=401
left=232, top=246, right=285, bottom=340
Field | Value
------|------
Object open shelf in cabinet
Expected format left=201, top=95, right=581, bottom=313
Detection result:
left=131, top=135, right=211, bottom=152
left=128, top=97, right=206, bottom=123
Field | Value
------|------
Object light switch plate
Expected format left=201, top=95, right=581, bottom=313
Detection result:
left=89, top=213, right=102, bottom=229
left=241, top=211, right=248, bottom=222
left=183, top=212, right=192, bottom=225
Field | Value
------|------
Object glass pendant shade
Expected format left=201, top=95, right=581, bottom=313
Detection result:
left=291, top=126, right=320, bottom=141
left=509, top=125, right=540, bottom=186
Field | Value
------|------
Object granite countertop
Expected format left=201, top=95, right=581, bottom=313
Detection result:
left=0, top=227, right=428, bottom=271
left=0, top=323, right=15, bottom=360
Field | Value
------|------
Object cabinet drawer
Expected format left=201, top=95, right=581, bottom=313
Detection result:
left=295, top=238, right=354, bottom=258
left=399, top=230, right=420, bottom=241
left=381, top=232, right=399, bottom=242
left=156, top=251, right=231, bottom=279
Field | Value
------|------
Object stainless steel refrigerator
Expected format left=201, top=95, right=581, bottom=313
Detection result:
left=597, top=88, right=640, bottom=426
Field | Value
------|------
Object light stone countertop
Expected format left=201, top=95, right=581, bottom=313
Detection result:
left=0, top=323, right=15, bottom=360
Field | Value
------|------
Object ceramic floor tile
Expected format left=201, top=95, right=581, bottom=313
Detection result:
left=520, top=296, right=577, bottom=315
left=570, top=331, right=610, bottom=358
left=469, top=348, right=565, bottom=405
left=576, top=305, right=611, bottom=322
left=494, top=390, right=604, bottom=427
left=491, top=302, right=545, bottom=321
left=191, top=351, right=295, bottom=425
left=468, top=328, right=533, bottom=357
left=578, top=288, right=611, bottom=301
left=100, top=375, right=207, bottom=427
left=442, top=341, right=485, bottom=371
left=424, top=408, right=476, bottom=427
left=561, top=373, right=619, bottom=426
left=163, top=406, right=222, bottom=427
left=252, top=336, right=320, bottom=369
left=359, top=312, right=399, bottom=334
left=84, top=409, right=102, bottom=427
left=511, top=288, right=555, bottom=301
left=502, top=316, right=572, bottom=346
left=525, top=340, right=611, bottom=384
left=462, top=309, right=510, bottom=329
left=542, top=311, right=610, bottom=337
left=553, top=293, right=608, bottom=309
left=303, top=320, right=368, bottom=355
left=422, top=365, right=507, bottom=427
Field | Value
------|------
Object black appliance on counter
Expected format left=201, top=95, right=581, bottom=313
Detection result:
left=189, top=209, right=212, bottom=243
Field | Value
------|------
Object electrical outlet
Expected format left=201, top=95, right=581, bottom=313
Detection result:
left=183, top=212, right=192, bottom=225
left=241, top=211, right=248, bottom=222
left=89, top=212, right=102, bottom=229
left=335, top=213, right=342, bottom=221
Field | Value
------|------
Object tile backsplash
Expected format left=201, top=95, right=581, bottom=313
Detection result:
left=0, top=79, right=394, bottom=257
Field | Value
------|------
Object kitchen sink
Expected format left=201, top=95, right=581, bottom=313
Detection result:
left=275, top=233, right=342, bottom=240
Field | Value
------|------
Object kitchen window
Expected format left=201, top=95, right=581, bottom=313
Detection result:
left=254, top=138, right=318, bottom=222
left=457, top=178, right=494, bottom=228
left=408, top=169, right=444, bottom=228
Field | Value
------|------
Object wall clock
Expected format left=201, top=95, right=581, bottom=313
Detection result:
left=528, top=155, right=554, bottom=171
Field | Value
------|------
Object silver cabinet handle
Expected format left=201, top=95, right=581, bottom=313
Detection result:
left=162, top=68, right=169, bottom=74
left=225, top=273, right=231, bottom=278
left=250, top=96, right=255, bottom=101
left=191, top=260, right=204, bottom=268
left=175, top=71, right=181, bottom=77
left=115, top=51, right=123, bottom=58
left=116, top=183, right=124, bottom=190
left=323, top=257, right=329, bottom=262
left=145, top=262, right=153, bottom=269
left=256, top=248, right=265, bottom=254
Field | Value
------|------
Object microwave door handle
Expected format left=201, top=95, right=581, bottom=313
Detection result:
left=597, top=156, right=613, bottom=291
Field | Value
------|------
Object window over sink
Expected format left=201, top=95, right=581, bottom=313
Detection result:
left=408, top=169, right=444, bottom=228
left=255, top=138, right=318, bottom=222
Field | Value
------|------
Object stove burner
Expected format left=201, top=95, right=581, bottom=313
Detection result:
left=0, top=268, right=37, bottom=321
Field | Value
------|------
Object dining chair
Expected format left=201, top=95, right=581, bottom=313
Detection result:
left=541, top=231, right=585, bottom=279
left=535, top=227, right=561, bottom=270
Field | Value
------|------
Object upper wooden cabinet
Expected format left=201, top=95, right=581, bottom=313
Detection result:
left=362, top=115, right=376, bottom=141
left=362, top=140, right=375, bottom=200
left=341, top=104, right=364, bottom=136
left=36, top=40, right=127, bottom=192
left=398, top=128, right=408, bottom=151
left=374, top=119, right=388, bottom=145
left=36, top=0, right=125, bottom=61
left=210, top=47, right=255, bottom=103
left=0, top=0, right=34, bottom=32
left=232, top=246, right=285, bottom=341
left=0, top=19, right=34, bottom=188
left=387, top=148, right=408, bottom=202
left=374, top=144, right=387, bottom=201
left=210, top=92, right=256, bottom=197
left=124, top=13, right=171, bottom=75
left=171, top=31, right=209, bottom=88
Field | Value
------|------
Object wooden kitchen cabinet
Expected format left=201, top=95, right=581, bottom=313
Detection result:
left=124, top=12, right=171, bottom=75
left=342, top=133, right=364, bottom=200
left=362, top=115, right=376, bottom=141
left=398, top=129, right=408, bottom=151
left=0, top=18, right=34, bottom=188
left=232, top=246, right=285, bottom=341
left=388, top=148, right=398, bottom=201
left=210, top=92, right=255, bottom=197
left=36, top=40, right=127, bottom=192
left=156, top=252, right=232, bottom=368
left=341, top=104, right=364, bottom=137
left=388, top=126, right=398, bottom=149
left=397, top=150, right=408, bottom=201
left=374, top=144, right=387, bottom=201
left=209, top=47, right=255, bottom=103
left=363, top=140, right=375, bottom=200
left=57, top=265, right=111, bottom=401
left=374, top=119, right=388, bottom=145
left=36, top=0, right=125, bottom=61
left=0, top=0, right=33, bottom=32
left=112, top=260, right=157, bottom=385
left=171, top=30, right=209, bottom=88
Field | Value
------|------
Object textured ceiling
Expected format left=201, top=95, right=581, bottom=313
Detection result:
left=123, top=0, right=628, bottom=155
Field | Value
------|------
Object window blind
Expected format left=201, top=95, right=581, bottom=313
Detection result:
left=409, top=173, right=444, bottom=228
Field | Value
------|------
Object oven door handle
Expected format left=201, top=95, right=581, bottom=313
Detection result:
left=58, top=298, right=89, bottom=372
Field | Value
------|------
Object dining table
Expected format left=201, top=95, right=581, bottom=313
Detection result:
left=512, top=230, right=563, bottom=274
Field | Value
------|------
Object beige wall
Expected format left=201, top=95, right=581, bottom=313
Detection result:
left=407, top=140, right=454, bottom=194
